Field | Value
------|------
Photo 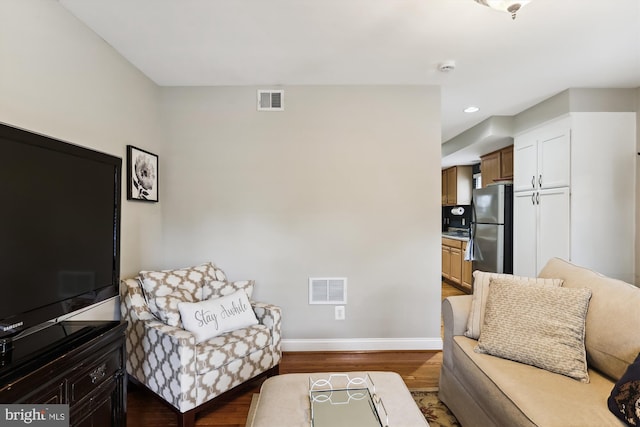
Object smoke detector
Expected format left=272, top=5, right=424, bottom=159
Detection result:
left=438, top=61, right=456, bottom=72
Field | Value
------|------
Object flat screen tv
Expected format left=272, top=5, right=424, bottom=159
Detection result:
left=0, top=123, right=121, bottom=347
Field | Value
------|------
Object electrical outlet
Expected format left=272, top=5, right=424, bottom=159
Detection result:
left=335, top=306, right=345, bottom=320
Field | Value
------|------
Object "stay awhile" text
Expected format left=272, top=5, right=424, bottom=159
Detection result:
left=194, top=297, right=250, bottom=330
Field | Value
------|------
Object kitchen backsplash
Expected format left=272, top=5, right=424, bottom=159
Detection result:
left=442, top=204, right=472, bottom=231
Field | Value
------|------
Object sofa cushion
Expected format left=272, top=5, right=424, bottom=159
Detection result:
left=139, top=262, right=226, bottom=326
left=608, top=352, right=640, bottom=426
left=179, top=290, right=259, bottom=343
left=195, top=324, right=271, bottom=373
left=465, top=271, right=563, bottom=339
left=476, top=279, right=592, bottom=382
left=539, top=258, right=640, bottom=380
left=453, top=335, right=623, bottom=426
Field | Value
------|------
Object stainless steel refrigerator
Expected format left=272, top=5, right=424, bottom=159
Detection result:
left=470, top=184, right=513, bottom=274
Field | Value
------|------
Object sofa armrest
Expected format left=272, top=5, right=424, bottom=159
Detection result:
left=443, top=295, right=472, bottom=337
left=442, top=295, right=473, bottom=370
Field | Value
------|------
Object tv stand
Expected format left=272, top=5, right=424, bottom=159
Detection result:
left=0, top=320, right=126, bottom=427
left=0, top=337, right=12, bottom=361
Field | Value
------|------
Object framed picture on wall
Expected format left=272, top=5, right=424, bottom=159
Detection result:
left=127, top=145, right=158, bottom=202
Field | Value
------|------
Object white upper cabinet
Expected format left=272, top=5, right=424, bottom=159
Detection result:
left=513, top=132, right=537, bottom=192
left=514, top=117, right=571, bottom=193
left=537, top=120, right=571, bottom=189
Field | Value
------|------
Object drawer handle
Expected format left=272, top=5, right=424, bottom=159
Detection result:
left=89, top=364, right=107, bottom=384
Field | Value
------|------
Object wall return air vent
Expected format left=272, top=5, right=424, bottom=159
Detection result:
left=257, top=90, right=284, bottom=111
left=309, top=277, right=347, bottom=304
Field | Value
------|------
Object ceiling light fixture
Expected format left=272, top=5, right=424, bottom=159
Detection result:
left=464, top=106, right=480, bottom=113
left=438, top=61, right=456, bottom=73
left=473, top=0, right=533, bottom=20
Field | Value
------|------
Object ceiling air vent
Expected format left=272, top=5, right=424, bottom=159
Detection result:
left=257, top=90, right=284, bottom=111
left=309, top=277, right=347, bottom=304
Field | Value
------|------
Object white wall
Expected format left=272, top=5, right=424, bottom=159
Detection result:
left=0, top=0, right=164, bottom=318
left=570, top=112, right=636, bottom=282
left=159, top=85, right=443, bottom=350
left=636, top=88, right=640, bottom=284
left=0, top=3, right=444, bottom=347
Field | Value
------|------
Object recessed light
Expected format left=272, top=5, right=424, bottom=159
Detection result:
left=464, top=106, right=480, bottom=113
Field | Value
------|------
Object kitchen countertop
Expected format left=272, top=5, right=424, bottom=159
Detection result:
left=442, top=232, right=470, bottom=242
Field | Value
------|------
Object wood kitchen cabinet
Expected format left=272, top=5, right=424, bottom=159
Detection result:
left=480, top=151, right=500, bottom=188
left=442, top=237, right=471, bottom=293
left=441, top=169, right=448, bottom=205
left=480, top=145, right=514, bottom=187
left=450, top=246, right=462, bottom=284
left=461, top=241, right=473, bottom=291
left=442, top=166, right=472, bottom=206
left=442, top=244, right=451, bottom=279
left=500, top=145, right=513, bottom=178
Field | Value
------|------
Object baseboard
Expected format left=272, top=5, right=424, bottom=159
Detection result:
left=281, top=337, right=443, bottom=352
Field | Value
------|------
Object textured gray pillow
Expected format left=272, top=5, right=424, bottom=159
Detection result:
left=465, top=271, right=563, bottom=339
left=476, top=279, right=592, bottom=383
left=202, top=279, right=255, bottom=300
left=139, top=262, right=226, bottom=326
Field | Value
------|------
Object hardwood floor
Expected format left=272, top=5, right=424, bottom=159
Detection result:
left=126, top=282, right=465, bottom=427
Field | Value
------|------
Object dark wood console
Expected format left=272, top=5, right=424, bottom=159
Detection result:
left=0, top=321, right=127, bottom=427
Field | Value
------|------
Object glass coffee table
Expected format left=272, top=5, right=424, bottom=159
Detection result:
left=247, top=371, right=430, bottom=427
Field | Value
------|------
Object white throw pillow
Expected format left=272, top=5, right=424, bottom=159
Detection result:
left=178, top=289, right=258, bottom=343
left=464, top=271, right=564, bottom=339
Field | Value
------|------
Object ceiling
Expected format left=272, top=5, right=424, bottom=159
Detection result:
left=59, top=0, right=640, bottom=153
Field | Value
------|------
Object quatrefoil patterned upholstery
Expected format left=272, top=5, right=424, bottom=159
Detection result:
left=120, top=265, right=281, bottom=416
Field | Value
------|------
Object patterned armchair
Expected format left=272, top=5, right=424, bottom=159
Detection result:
left=120, top=263, right=281, bottom=427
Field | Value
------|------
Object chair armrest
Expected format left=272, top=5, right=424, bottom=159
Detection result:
left=252, top=301, right=281, bottom=327
left=125, top=316, right=199, bottom=410
left=120, top=277, right=199, bottom=410
left=442, top=295, right=473, bottom=370
left=121, top=277, right=197, bottom=344
left=251, top=301, right=282, bottom=354
left=139, top=317, right=197, bottom=344
left=120, top=278, right=157, bottom=321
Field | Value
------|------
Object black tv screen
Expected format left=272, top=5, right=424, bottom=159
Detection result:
left=0, top=123, right=121, bottom=340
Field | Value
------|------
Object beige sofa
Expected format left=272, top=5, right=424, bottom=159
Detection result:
left=439, top=258, right=640, bottom=427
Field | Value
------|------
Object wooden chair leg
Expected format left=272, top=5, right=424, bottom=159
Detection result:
left=177, top=410, right=196, bottom=427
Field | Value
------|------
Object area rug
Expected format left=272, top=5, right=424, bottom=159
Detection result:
left=411, top=388, right=460, bottom=427
left=246, top=389, right=460, bottom=426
